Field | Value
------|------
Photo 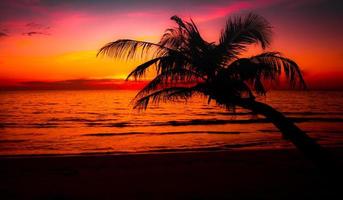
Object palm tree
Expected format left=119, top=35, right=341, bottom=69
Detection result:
left=98, top=13, right=328, bottom=166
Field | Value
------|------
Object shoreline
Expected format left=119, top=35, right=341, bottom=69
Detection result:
left=0, top=147, right=290, bottom=159
left=0, top=146, right=342, bottom=159
left=1, top=147, right=342, bottom=199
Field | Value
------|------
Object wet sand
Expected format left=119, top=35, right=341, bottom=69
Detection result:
left=0, top=148, right=342, bottom=200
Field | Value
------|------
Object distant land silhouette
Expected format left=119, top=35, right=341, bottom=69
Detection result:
left=0, top=79, right=148, bottom=90
left=1, top=76, right=342, bottom=90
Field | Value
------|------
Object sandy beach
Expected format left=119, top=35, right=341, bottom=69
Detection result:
left=0, top=148, right=342, bottom=200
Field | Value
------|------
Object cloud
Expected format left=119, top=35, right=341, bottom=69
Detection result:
left=22, top=31, right=50, bottom=36
left=0, top=28, right=9, bottom=37
left=194, top=2, right=252, bottom=22
left=0, top=0, right=279, bottom=23
left=23, top=22, right=51, bottom=36
left=26, top=22, right=50, bottom=30
left=0, top=32, right=8, bottom=37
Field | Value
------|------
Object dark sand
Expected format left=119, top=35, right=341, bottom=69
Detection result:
left=0, top=149, right=342, bottom=200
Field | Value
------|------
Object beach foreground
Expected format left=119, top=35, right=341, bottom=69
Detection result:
left=1, top=149, right=342, bottom=200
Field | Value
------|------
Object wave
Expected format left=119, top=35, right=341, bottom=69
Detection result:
left=79, top=146, right=239, bottom=155
left=86, top=122, right=129, bottom=127
left=48, top=117, right=114, bottom=122
left=75, top=112, right=101, bottom=115
left=151, top=119, right=268, bottom=126
left=0, top=122, right=18, bottom=128
left=259, top=129, right=343, bottom=134
left=149, top=117, right=343, bottom=127
left=196, top=112, right=253, bottom=116
left=143, top=141, right=277, bottom=152
left=193, top=111, right=343, bottom=117
left=289, top=117, right=343, bottom=122
left=30, top=123, right=60, bottom=128
left=79, top=141, right=277, bottom=155
left=0, top=122, right=60, bottom=128
left=82, top=147, right=114, bottom=151
left=158, top=131, right=242, bottom=135
left=258, top=129, right=278, bottom=133
left=1, top=117, right=343, bottom=129
left=83, top=132, right=144, bottom=136
left=142, top=146, right=225, bottom=153
left=83, top=129, right=342, bottom=138
left=83, top=131, right=243, bottom=137
left=0, top=139, right=29, bottom=143
left=222, top=141, right=275, bottom=148
left=283, top=111, right=343, bottom=116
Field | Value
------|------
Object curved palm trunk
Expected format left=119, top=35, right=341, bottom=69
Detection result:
left=235, top=100, right=330, bottom=168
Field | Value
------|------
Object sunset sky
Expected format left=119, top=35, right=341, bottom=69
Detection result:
left=0, top=0, right=342, bottom=89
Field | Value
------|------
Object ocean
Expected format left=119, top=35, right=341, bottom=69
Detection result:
left=0, top=90, right=342, bottom=155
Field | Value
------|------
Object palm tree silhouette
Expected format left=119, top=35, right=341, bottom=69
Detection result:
left=98, top=13, right=327, bottom=166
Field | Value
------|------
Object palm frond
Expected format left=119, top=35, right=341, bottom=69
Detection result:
left=127, top=50, right=198, bottom=81
left=218, top=13, right=272, bottom=60
left=126, top=57, right=162, bottom=80
left=158, top=28, right=186, bottom=49
left=164, top=15, right=220, bottom=76
left=133, top=86, right=202, bottom=110
left=170, top=15, right=189, bottom=33
left=135, top=68, right=205, bottom=100
left=250, top=52, right=306, bottom=88
left=228, top=52, right=306, bottom=94
left=169, top=15, right=207, bottom=50
left=97, top=39, right=170, bottom=60
left=156, top=51, right=187, bottom=74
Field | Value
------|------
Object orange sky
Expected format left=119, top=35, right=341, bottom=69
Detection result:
left=0, top=0, right=342, bottom=90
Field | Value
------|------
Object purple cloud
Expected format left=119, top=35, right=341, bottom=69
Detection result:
left=26, top=22, right=50, bottom=30
left=22, top=31, right=50, bottom=36
left=0, top=32, right=8, bottom=37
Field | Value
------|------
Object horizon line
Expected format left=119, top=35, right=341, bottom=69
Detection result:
left=0, top=78, right=342, bottom=91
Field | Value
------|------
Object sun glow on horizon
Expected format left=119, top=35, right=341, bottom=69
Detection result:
left=0, top=0, right=342, bottom=89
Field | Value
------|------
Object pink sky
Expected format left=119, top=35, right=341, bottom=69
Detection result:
left=0, top=0, right=342, bottom=89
